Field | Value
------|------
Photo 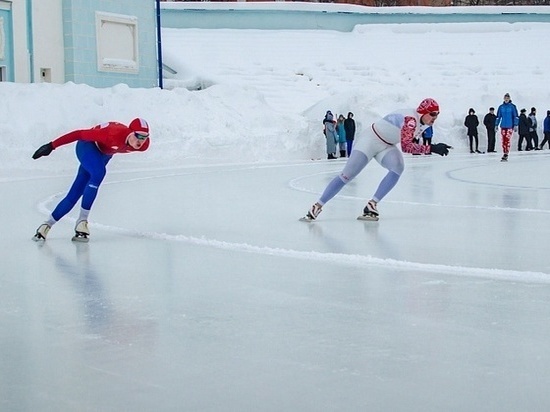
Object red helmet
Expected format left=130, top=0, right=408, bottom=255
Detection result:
left=129, top=118, right=149, bottom=136
left=417, top=98, right=440, bottom=115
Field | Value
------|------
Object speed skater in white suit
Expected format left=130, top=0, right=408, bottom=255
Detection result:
left=301, top=98, right=452, bottom=222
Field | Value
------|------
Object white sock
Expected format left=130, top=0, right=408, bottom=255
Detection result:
left=78, top=208, right=90, bottom=222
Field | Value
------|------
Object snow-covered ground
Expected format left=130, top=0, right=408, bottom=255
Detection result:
left=2, top=16, right=550, bottom=411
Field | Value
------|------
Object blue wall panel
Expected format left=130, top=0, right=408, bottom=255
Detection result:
left=160, top=7, right=550, bottom=32
left=0, top=6, right=14, bottom=81
left=63, top=0, right=158, bottom=88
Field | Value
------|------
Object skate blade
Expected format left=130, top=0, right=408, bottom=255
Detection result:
left=357, top=215, right=379, bottom=222
left=299, top=216, right=315, bottom=222
left=32, top=234, right=45, bottom=242
left=71, top=234, right=89, bottom=243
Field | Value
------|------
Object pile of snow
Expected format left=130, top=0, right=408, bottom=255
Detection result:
left=2, top=20, right=550, bottom=174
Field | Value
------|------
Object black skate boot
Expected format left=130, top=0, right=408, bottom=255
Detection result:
left=358, top=200, right=379, bottom=221
left=300, top=203, right=322, bottom=222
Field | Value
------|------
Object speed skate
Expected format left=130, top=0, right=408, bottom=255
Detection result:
left=357, top=213, right=379, bottom=222
left=72, top=220, right=90, bottom=242
left=71, top=232, right=89, bottom=242
left=299, top=203, right=322, bottom=222
left=357, top=200, right=379, bottom=221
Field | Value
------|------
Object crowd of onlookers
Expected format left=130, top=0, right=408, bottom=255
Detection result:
left=463, top=93, right=550, bottom=161
left=322, top=93, right=550, bottom=161
left=322, top=110, right=356, bottom=159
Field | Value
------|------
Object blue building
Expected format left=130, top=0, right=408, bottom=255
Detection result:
left=1, top=0, right=158, bottom=88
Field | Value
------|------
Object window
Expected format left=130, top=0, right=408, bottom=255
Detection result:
left=96, top=12, right=139, bottom=74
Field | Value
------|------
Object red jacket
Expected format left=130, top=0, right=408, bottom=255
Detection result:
left=52, top=122, right=150, bottom=155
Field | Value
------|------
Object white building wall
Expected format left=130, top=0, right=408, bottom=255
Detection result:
left=10, top=0, right=64, bottom=83
left=11, top=0, right=29, bottom=82
left=32, top=0, right=64, bottom=83
left=6, top=0, right=157, bottom=87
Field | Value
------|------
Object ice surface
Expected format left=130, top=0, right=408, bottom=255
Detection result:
left=3, top=151, right=550, bottom=411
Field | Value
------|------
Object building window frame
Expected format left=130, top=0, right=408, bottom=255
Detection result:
left=95, top=11, right=139, bottom=74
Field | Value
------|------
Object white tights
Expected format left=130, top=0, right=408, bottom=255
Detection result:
left=318, top=147, right=404, bottom=205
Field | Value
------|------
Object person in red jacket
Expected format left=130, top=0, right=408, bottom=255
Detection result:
left=31, top=118, right=150, bottom=242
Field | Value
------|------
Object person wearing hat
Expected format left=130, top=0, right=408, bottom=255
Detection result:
left=344, top=112, right=356, bottom=157
left=464, top=108, right=481, bottom=153
left=323, top=110, right=338, bottom=160
left=31, top=118, right=151, bottom=242
left=336, top=114, right=347, bottom=158
left=528, top=107, right=540, bottom=150
left=518, top=108, right=531, bottom=151
left=540, top=110, right=550, bottom=150
left=495, top=93, right=519, bottom=161
left=483, top=107, right=497, bottom=153
left=301, top=98, right=452, bottom=222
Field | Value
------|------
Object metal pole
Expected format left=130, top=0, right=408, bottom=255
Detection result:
left=155, top=0, right=163, bottom=89
left=26, top=0, right=35, bottom=82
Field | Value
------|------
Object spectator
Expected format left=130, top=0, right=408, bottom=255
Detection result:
left=528, top=107, right=541, bottom=150
left=464, top=108, right=481, bottom=153
left=422, top=125, right=433, bottom=146
left=518, top=108, right=530, bottom=151
left=540, top=110, right=550, bottom=150
left=336, top=114, right=347, bottom=158
left=323, top=111, right=338, bottom=160
left=344, top=112, right=356, bottom=157
left=495, top=93, right=519, bottom=162
left=483, top=107, right=497, bottom=153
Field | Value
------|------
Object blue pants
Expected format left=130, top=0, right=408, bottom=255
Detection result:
left=51, top=141, right=111, bottom=221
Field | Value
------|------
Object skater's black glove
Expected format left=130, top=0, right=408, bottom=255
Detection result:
left=32, top=142, right=54, bottom=159
left=430, top=143, right=452, bottom=156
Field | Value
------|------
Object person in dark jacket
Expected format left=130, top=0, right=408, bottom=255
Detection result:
left=464, top=108, right=481, bottom=153
left=528, top=107, right=540, bottom=150
left=344, top=112, right=356, bottom=157
left=518, top=108, right=530, bottom=151
left=540, top=110, right=550, bottom=150
left=495, top=93, right=519, bottom=162
left=483, top=107, right=497, bottom=153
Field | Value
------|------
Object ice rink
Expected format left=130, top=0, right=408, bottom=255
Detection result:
left=3, top=150, right=550, bottom=411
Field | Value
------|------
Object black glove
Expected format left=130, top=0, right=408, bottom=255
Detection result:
left=430, top=143, right=452, bottom=156
left=32, top=142, right=54, bottom=159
